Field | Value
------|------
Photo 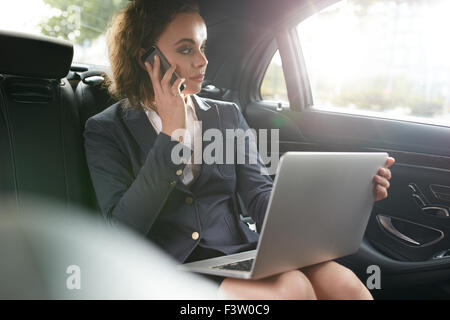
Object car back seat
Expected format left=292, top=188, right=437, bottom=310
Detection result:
left=0, top=30, right=97, bottom=213
left=74, top=70, right=117, bottom=128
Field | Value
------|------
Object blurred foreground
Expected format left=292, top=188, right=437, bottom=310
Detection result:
left=0, top=193, right=219, bottom=299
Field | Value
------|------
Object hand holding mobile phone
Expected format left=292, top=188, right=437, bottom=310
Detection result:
left=141, top=46, right=186, bottom=92
left=142, top=45, right=187, bottom=137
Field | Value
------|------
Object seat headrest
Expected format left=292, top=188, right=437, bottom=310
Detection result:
left=0, top=30, right=73, bottom=79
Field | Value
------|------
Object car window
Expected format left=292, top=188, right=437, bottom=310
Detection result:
left=260, top=50, right=289, bottom=106
left=0, top=0, right=128, bottom=65
left=297, top=0, right=450, bottom=127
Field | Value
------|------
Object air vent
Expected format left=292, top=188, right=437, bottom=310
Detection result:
left=6, top=80, right=54, bottom=104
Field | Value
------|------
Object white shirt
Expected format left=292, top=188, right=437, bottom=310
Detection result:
left=143, top=95, right=202, bottom=186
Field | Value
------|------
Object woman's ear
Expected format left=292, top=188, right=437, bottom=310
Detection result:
left=137, top=48, right=147, bottom=71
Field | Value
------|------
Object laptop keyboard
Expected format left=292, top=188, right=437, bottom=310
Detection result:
left=212, top=258, right=254, bottom=271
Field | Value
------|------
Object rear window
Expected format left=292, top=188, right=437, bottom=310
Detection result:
left=0, top=0, right=128, bottom=65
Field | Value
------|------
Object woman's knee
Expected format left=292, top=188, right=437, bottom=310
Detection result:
left=302, top=261, right=372, bottom=300
left=333, top=267, right=372, bottom=299
left=219, top=270, right=317, bottom=300
left=321, top=262, right=372, bottom=299
left=275, top=270, right=317, bottom=300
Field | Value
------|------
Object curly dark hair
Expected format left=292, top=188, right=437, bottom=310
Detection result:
left=106, top=0, right=200, bottom=111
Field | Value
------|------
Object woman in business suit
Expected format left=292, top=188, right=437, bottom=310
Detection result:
left=84, top=0, right=394, bottom=299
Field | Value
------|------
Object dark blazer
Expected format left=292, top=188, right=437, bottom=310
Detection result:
left=84, top=94, right=273, bottom=263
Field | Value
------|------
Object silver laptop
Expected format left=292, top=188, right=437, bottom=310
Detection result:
left=180, top=152, right=388, bottom=280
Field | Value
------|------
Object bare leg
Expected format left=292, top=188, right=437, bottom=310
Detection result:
left=218, top=270, right=317, bottom=300
left=301, top=261, right=373, bottom=300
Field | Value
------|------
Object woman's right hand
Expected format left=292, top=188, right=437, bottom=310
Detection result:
left=144, top=55, right=187, bottom=137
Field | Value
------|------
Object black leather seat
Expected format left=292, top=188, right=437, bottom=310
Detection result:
left=74, top=70, right=117, bottom=129
left=0, top=31, right=96, bottom=213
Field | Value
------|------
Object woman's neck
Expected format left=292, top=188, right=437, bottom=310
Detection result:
left=144, top=94, right=192, bottom=113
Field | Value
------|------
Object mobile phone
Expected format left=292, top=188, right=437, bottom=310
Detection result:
left=141, top=45, right=186, bottom=91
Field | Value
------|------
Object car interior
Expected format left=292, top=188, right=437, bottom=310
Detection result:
left=1, top=0, right=450, bottom=299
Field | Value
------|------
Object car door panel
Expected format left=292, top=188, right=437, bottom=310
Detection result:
left=244, top=101, right=450, bottom=296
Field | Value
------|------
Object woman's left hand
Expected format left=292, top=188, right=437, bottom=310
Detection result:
left=373, top=156, right=395, bottom=201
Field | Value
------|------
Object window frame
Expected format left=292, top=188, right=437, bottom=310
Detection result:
left=255, top=29, right=313, bottom=113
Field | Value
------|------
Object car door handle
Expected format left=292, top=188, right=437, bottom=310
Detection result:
left=408, top=183, right=429, bottom=208
left=409, top=183, right=450, bottom=217
left=430, top=184, right=450, bottom=202
left=377, top=215, right=421, bottom=246
left=421, top=206, right=450, bottom=217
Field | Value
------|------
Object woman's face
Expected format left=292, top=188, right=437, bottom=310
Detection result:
left=153, top=12, right=208, bottom=95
